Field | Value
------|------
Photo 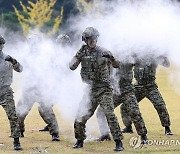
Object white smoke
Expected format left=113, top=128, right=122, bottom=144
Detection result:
left=0, top=30, right=82, bottom=123
left=68, top=0, right=180, bottom=137
left=70, top=0, right=180, bottom=90
left=1, top=0, right=180, bottom=140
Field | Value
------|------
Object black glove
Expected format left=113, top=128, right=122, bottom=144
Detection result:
left=102, top=52, right=114, bottom=60
left=157, top=56, right=170, bottom=67
left=5, top=55, right=17, bottom=65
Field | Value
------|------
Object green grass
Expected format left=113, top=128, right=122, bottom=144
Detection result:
left=0, top=67, right=180, bottom=154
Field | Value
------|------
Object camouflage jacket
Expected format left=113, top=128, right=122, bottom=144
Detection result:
left=116, top=62, right=134, bottom=93
left=0, top=51, right=23, bottom=90
left=69, top=45, right=119, bottom=87
left=134, top=55, right=169, bottom=86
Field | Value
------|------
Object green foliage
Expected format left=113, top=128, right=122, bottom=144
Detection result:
left=0, top=0, right=78, bottom=32
left=0, top=12, right=21, bottom=31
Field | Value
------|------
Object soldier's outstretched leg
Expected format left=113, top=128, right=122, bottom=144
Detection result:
left=16, top=94, right=34, bottom=137
left=98, top=90, right=124, bottom=151
left=121, top=85, right=145, bottom=133
left=96, top=94, right=123, bottom=141
left=73, top=99, right=98, bottom=148
left=38, top=103, right=60, bottom=141
left=121, top=92, right=148, bottom=144
left=120, top=104, right=133, bottom=133
left=147, top=88, right=173, bottom=135
left=1, top=91, right=22, bottom=150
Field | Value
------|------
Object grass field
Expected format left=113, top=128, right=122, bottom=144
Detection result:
left=0, top=67, right=180, bottom=154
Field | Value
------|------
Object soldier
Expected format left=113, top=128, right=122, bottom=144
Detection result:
left=56, top=34, right=71, bottom=46
left=69, top=27, right=124, bottom=151
left=96, top=56, right=148, bottom=143
left=0, top=35, right=23, bottom=150
left=121, top=54, right=173, bottom=135
left=39, top=34, right=71, bottom=132
left=16, top=34, right=60, bottom=141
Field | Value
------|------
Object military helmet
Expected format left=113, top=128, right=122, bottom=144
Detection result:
left=27, top=33, right=43, bottom=42
left=82, top=27, right=99, bottom=42
left=0, top=35, right=5, bottom=44
left=56, top=34, right=71, bottom=44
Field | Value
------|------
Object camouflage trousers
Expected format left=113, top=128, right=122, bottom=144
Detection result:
left=74, top=85, right=123, bottom=141
left=96, top=90, right=147, bottom=136
left=121, top=84, right=171, bottom=127
left=0, top=86, right=21, bottom=138
left=16, top=88, right=59, bottom=135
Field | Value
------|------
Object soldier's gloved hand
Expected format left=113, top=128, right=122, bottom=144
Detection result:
left=5, top=55, right=17, bottom=65
left=102, top=51, right=114, bottom=60
left=157, top=56, right=170, bottom=67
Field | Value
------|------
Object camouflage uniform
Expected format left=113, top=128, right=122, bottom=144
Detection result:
left=16, top=88, right=59, bottom=136
left=121, top=56, right=171, bottom=128
left=16, top=34, right=59, bottom=138
left=96, top=62, right=147, bottom=136
left=70, top=45, right=123, bottom=141
left=56, top=34, right=71, bottom=45
left=37, top=34, right=72, bottom=133
left=0, top=51, right=23, bottom=138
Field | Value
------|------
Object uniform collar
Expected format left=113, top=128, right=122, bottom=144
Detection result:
left=87, top=46, right=98, bottom=53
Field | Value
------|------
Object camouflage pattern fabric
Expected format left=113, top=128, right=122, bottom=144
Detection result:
left=0, top=86, right=21, bottom=138
left=75, top=85, right=123, bottom=141
left=16, top=87, right=59, bottom=135
left=0, top=52, right=23, bottom=88
left=70, top=45, right=123, bottom=141
left=96, top=63, right=147, bottom=136
left=0, top=51, right=23, bottom=138
left=121, top=56, right=171, bottom=127
left=121, top=82, right=171, bottom=127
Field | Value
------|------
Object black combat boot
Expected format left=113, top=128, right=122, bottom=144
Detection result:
left=114, top=139, right=124, bottom=151
left=52, top=133, right=60, bottom=141
left=73, top=140, right=84, bottom=148
left=141, top=135, right=148, bottom=144
left=20, top=131, right=24, bottom=137
left=122, top=125, right=133, bottom=134
left=39, top=125, right=49, bottom=132
left=96, top=134, right=111, bottom=141
left=165, top=126, right=173, bottom=135
left=9, top=134, right=13, bottom=138
left=14, top=138, right=22, bottom=150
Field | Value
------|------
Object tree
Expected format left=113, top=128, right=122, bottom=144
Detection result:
left=0, top=12, right=21, bottom=32
left=76, top=0, right=101, bottom=16
left=13, top=0, right=63, bottom=36
left=76, top=0, right=93, bottom=15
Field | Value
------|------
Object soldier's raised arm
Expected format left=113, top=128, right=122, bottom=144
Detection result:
left=111, top=56, right=120, bottom=68
left=69, top=45, right=85, bottom=70
left=157, top=55, right=170, bottom=68
left=102, top=51, right=120, bottom=68
left=5, top=55, right=23, bottom=72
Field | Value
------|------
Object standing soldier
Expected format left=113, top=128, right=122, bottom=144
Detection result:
left=121, top=54, right=173, bottom=135
left=56, top=34, right=71, bottom=46
left=39, top=34, right=71, bottom=132
left=16, top=34, right=60, bottom=141
left=69, top=27, right=124, bottom=151
left=96, top=57, right=148, bottom=143
left=0, top=35, right=23, bottom=150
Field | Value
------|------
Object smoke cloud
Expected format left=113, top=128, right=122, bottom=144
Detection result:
left=70, top=0, right=180, bottom=91
left=1, top=0, right=180, bottom=139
